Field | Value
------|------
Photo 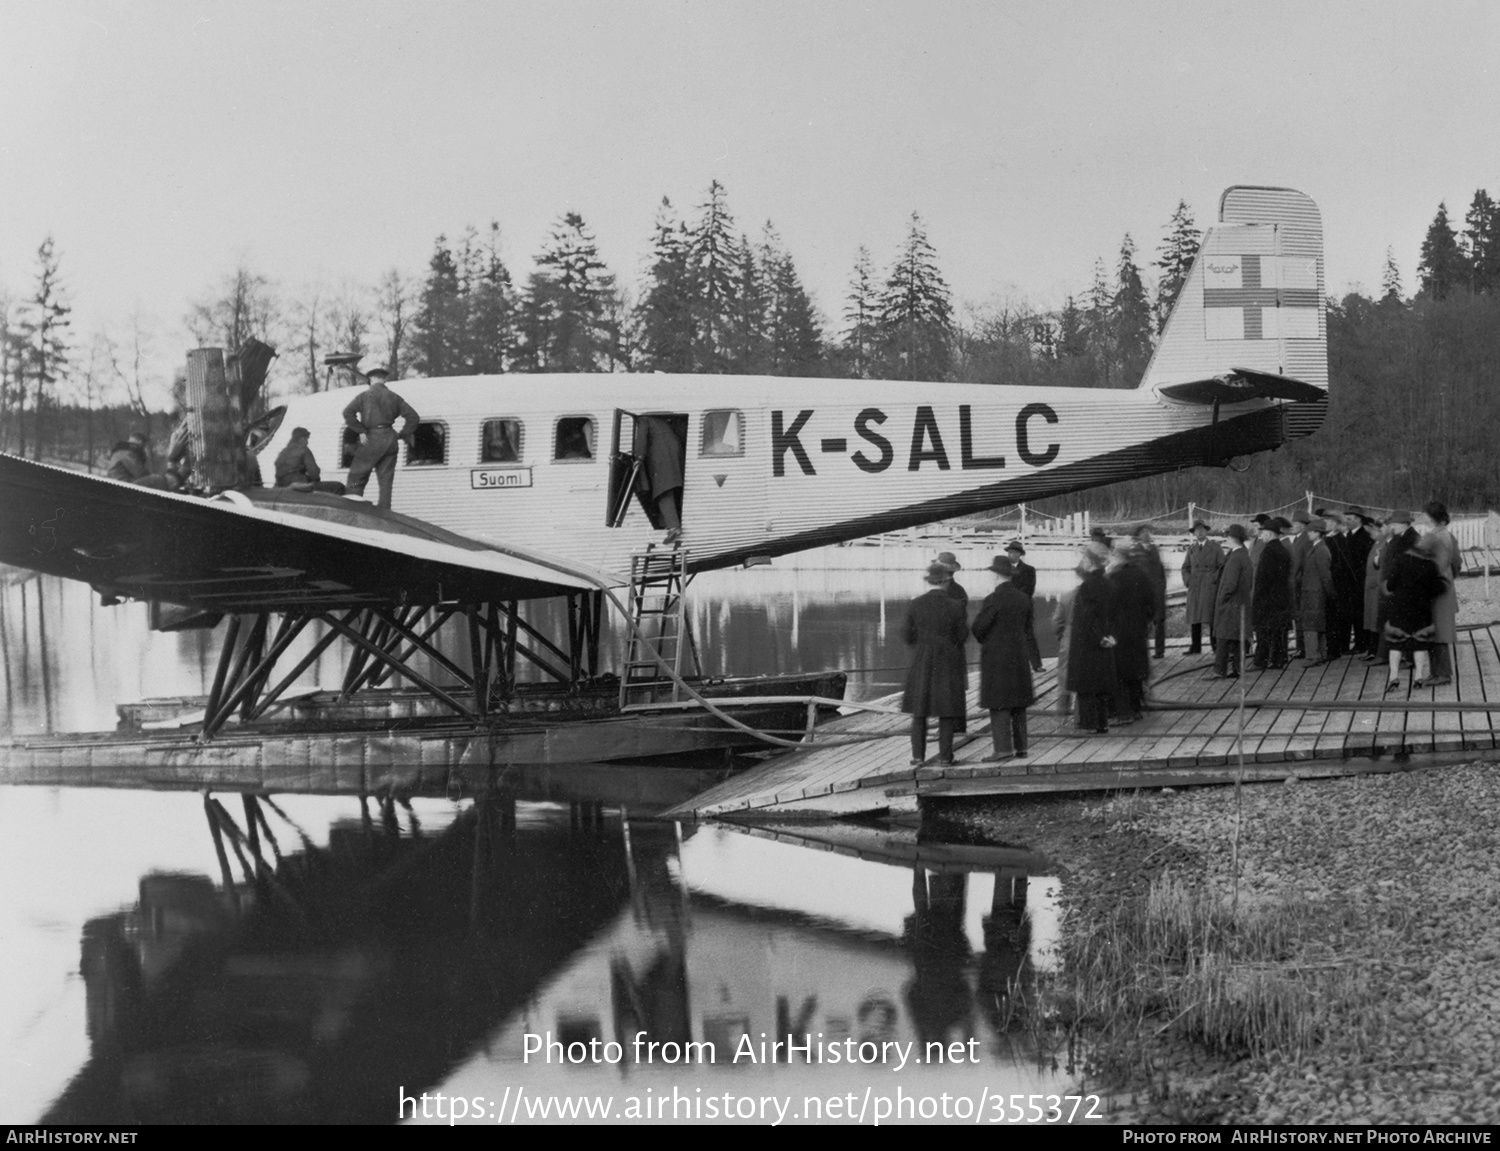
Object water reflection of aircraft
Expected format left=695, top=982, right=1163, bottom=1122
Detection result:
left=43, top=798, right=1058, bottom=1123
left=0, top=187, right=1324, bottom=748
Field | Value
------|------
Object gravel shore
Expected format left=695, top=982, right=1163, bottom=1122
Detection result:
left=946, top=760, right=1500, bottom=1124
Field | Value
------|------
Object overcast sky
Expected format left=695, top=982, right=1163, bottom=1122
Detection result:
left=2, top=0, right=1496, bottom=399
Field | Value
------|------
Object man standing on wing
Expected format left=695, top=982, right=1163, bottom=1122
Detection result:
left=341, top=366, right=419, bottom=509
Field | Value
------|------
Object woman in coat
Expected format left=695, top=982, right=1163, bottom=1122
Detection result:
left=901, top=562, right=970, bottom=765
left=971, top=557, right=1035, bottom=761
left=1384, top=535, right=1447, bottom=691
left=1180, top=520, right=1224, bottom=654
left=1420, top=501, right=1461, bottom=686
left=1066, top=553, right=1117, bottom=733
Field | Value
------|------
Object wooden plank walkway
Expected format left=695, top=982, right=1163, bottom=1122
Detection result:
left=671, top=624, right=1500, bottom=820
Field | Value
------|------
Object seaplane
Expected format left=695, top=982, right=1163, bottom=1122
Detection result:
left=0, top=186, right=1327, bottom=770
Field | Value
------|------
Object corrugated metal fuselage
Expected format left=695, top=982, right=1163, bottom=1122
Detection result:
left=264, top=376, right=1324, bottom=576
left=264, top=187, right=1327, bottom=578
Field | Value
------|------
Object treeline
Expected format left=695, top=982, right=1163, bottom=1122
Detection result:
left=6, top=184, right=1500, bottom=513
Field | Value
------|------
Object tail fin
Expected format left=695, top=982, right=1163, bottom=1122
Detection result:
left=1141, top=186, right=1326, bottom=398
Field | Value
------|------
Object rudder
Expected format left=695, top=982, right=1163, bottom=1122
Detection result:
left=1141, top=186, right=1326, bottom=396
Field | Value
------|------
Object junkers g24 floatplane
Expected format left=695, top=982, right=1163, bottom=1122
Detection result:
left=0, top=186, right=1327, bottom=772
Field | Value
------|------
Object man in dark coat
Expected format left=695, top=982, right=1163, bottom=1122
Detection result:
left=1181, top=521, right=1223, bottom=654
left=1251, top=518, right=1293, bottom=669
left=1341, top=509, right=1376, bottom=654
left=1288, top=508, right=1314, bottom=657
left=1109, top=546, right=1156, bottom=721
left=1211, top=524, right=1253, bottom=678
left=933, top=552, right=970, bottom=733
left=1131, top=524, right=1168, bottom=659
left=1067, top=554, right=1117, bottom=733
left=1005, top=541, right=1044, bottom=671
left=274, top=427, right=347, bottom=495
left=633, top=415, right=686, bottom=543
left=1300, top=519, right=1337, bottom=664
left=342, top=366, right=420, bottom=509
left=901, top=563, right=970, bottom=765
left=971, top=557, right=1034, bottom=761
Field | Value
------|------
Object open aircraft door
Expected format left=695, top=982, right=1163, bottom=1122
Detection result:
left=607, top=409, right=688, bottom=529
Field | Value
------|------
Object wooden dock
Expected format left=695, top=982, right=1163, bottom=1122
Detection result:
left=669, top=622, right=1500, bottom=820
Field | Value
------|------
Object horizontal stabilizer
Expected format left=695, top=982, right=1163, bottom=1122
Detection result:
left=1157, top=367, right=1324, bottom=406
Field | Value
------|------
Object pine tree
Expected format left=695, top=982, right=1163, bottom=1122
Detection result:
left=1113, top=234, right=1154, bottom=385
left=1417, top=202, right=1467, bottom=300
left=412, top=236, right=463, bottom=376
left=1056, top=295, right=1088, bottom=359
left=686, top=180, right=740, bottom=371
left=1463, top=189, right=1500, bottom=295
left=1083, top=257, right=1115, bottom=387
left=635, top=197, right=695, bottom=372
left=878, top=212, right=953, bottom=381
left=518, top=212, right=618, bottom=372
left=465, top=223, right=515, bottom=374
left=1155, top=200, right=1201, bottom=333
left=729, top=231, right=767, bottom=373
left=15, top=237, right=71, bottom=459
left=759, top=224, right=822, bottom=376
left=840, top=247, right=880, bottom=378
left=1380, top=247, right=1404, bottom=303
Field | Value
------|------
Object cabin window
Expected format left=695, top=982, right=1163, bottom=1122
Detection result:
left=554, top=416, right=595, bottom=462
left=340, top=427, right=360, bottom=468
left=406, top=421, right=448, bottom=466
left=701, top=409, right=744, bottom=457
left=481, top=418, right=524, bottom=463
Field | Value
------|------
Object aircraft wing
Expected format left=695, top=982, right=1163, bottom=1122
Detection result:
left=1156, top=367, right=1324, bottom=405
left=0, top=453, right=617, bottom=612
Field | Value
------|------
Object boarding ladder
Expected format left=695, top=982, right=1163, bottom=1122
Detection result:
left=619, top=548, right=698, bottom=709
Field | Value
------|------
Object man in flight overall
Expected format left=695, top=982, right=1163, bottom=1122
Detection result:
left=341, top=366, right=419, bottom=509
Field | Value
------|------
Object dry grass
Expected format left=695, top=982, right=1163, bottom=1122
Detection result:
left=1034, top=872, right=1383, bottom=1074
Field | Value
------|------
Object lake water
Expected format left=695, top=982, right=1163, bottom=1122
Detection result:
left=0, top=564, right=1100, bottom=1125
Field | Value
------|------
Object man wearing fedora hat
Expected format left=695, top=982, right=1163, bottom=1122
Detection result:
left=341, top=364, right=420, bottom=509
left=971, top=556, right=1034, bottom=761
left=1299, top=518, right=1336, bottom=664
left=1005, top=540, right=1044, bottom=672
left=1210, top=524, right=1253, bottom=678
left=1288, top=508, right=1314, bottom=657
left=934, top=552, right=967, bottom=605
left=1181, top=520, right=1223, bottom=655
left=1131, top=524, right=1168, bottom=659
left=901, top=562, right=970, bottom=765
left=1251, top=518, right=1293, bottom=669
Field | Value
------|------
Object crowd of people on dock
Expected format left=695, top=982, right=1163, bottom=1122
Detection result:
left=1174, top=502, right=1463, bottom=694
left=900, top=503, right=1464, bottom=764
